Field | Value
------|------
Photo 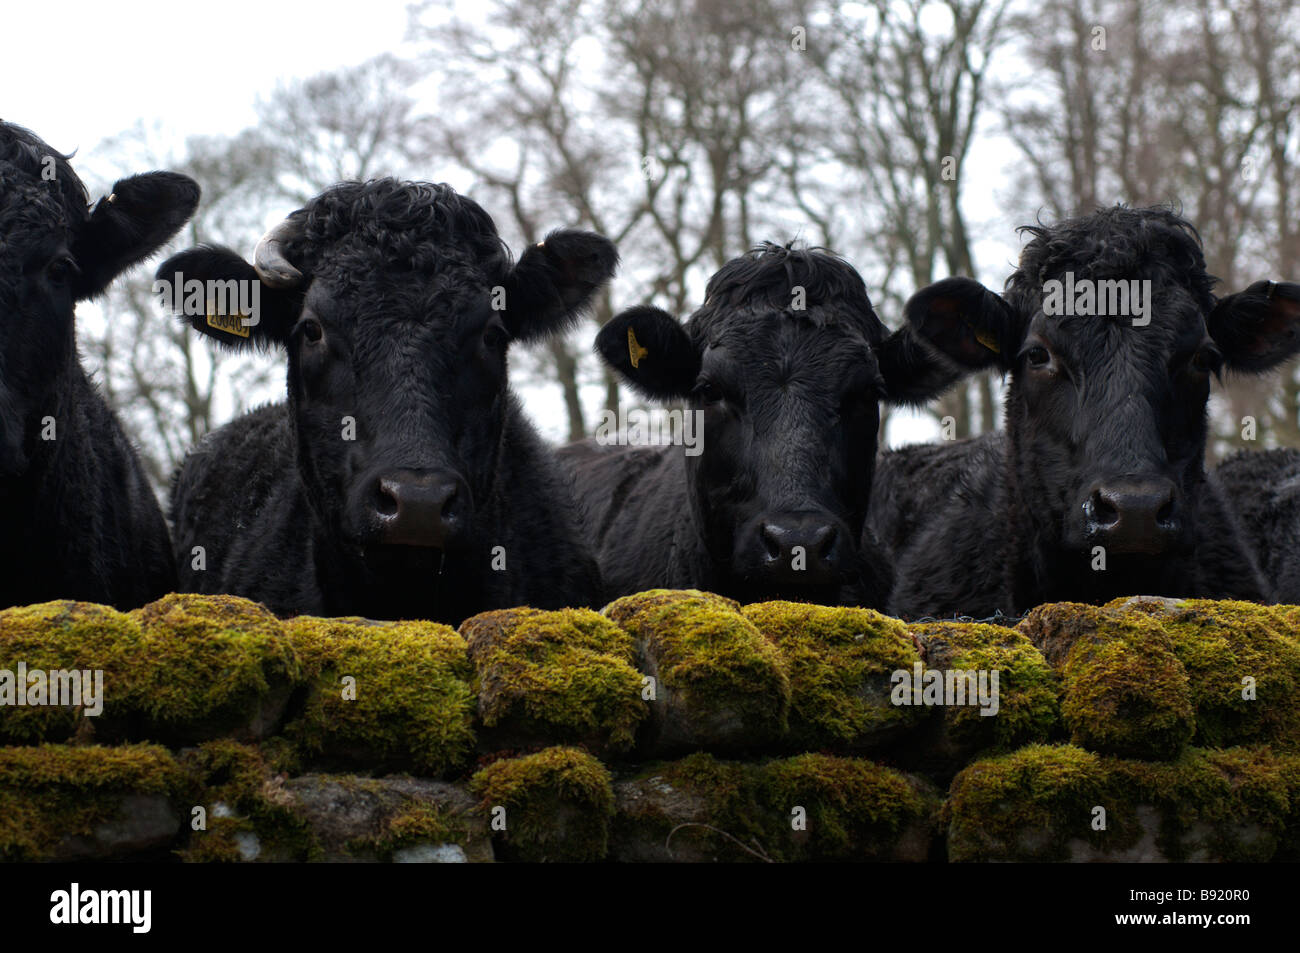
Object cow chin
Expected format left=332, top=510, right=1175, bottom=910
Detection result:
left=732, top=578, right=846, bottom=606
left=0, top=425, right=26, bottom=478
left=359, top=542, right=449, bottom=577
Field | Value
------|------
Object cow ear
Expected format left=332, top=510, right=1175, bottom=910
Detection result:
left=72, top=172, right=201, bottom=301
left=1209, top=280, right=1300, bottom=373
left=904, top=276, right=1021, bottom=372
left=596, top=305, right=700, bottom=400
left=875, top=324, right=973, bottom=405
left=154, top=246, right=298, bottom=350
left=503, top=229, right=619, bottom=342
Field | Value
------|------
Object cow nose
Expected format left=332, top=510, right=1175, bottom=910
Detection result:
left=1085, top=478, right=1180, bottom=554
left=372, top=470, right=467, bottom=547
left=746, top=515, right=842, bottom=583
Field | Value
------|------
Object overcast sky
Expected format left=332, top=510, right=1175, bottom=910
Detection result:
left=3, top=0, right=1025, bottom=446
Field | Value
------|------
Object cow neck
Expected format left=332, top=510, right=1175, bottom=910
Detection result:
left=7, top=350, right=90, bottom=500
left=1002, top=427, right=1055, bottom=613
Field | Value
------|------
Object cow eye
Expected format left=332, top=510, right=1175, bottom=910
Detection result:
left=482, top=320, right=509, bottom=351
left=45, top=256, right=77, bottom=286
left=1190, top=346, right=1223, bottom=374
left=300, top=318, right=324, bottom=344
left=1024, top=345, right=1052, bottom=369
left=693, top=379, right=724, bottom=405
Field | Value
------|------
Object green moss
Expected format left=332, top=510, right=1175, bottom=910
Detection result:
left=177, top=741, right=318, bottom=863
left=130, top=594, right=300, bottom=727
left=1024, top=604, right=1194, bottom=759
left=743, top=602, right=923, bottom=749
left=946, top=743, right=1127, bottom=862
left=461, top=607, right=645, bottom=752
left=604, top=590, right=790, bottom=744
left=946, top=743, right=1300, bottom=862
left=1142, top=600, right=1300, bottom=751
left=910, top=621, right=1060, bottom=751
left=0, top=602, right=141, bottom=742
left=348, top=802, right=464, bottom=859
left=282, top=616, right=476, bottom=775
left=0, top=596, right=301, bottom=742
left=760, top=753, right=935, bottom=860
left=626, top=751, right=935, bottom=861
left=470, top=746, right=614, bottom=862
left=0, top=743, right=185, bottom=861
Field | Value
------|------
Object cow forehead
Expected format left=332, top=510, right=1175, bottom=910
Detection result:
left=702, top=306, right=876, bottom=349
left=703, top=311, right=878, bottom=382
left=0, top=178, right=74, bottom=283
left=1026, top=281, right=1208, bottom=358
left=304, top=268, right=496, bottom=342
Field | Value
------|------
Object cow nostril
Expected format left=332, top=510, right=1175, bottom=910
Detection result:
left=375, top=482, right=399, bottom=517
left=1157, top=499, right=1176, bottom=526
left=813, top=525, right=837, bottom=559
left=441, top=486, right=459, bottom=520
left=1090, top=492, right=1119, bottom=527
left=759, top=525, right=782, bottom=561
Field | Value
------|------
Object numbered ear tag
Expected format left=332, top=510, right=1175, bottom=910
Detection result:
left=628, top=326, right=649, bottom=368
left=207, top=304, right=251, bottom=338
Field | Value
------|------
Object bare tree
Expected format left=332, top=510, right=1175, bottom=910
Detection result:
left=1002, top=0, right=1300, bottom=458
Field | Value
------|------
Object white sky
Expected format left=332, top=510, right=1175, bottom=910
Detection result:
left=3, top=0, right=1025, bottom=447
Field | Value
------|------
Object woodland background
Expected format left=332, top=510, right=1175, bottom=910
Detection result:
left=64, top=0, right=1300, bottom=493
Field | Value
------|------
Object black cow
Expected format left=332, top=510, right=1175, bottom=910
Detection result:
left=1214, top=447, right=1300, bottom=603
left=870, top=206, right=1300, bottom=618
left=560, top=242, right=968, bottom=607
left=0, top=121, right=197, bottom=609
left=160, top=179, right=613, bottom=623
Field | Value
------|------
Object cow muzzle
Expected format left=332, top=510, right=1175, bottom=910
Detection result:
left=367, top=468, right=470, bottom=549
left=736, top=511, right=849, bottom=585
left=1082, top=477, right=1182, bottom=555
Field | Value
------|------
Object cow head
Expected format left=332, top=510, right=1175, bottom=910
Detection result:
left=905, top=206, right=1300, bottom=593
left=596, top=242, right=966, bottom=604
left=159, top=179, right=616, bottom=584
left=0, top=121, right=199, bottom=476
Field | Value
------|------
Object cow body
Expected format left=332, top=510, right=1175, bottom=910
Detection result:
left=162, top=179, right=611, bottom=623
left=564, top=243, right=966, bottom=607
left=1214, top=447, right=1300, bottom=603
left=0, top=122, right=197, bottom=609
left=868, top=207, right=1300, bottom=618
left=873, top=432, right=1269, bottom=618
left=173, top=400, right=600, bottom=621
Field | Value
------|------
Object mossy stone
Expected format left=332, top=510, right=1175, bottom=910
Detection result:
left=911, top=620, right=1060, bottom=753
left=178, top=740, right=318, bottom=862
left=946, top=743, right=1300, bottom=862
left=0, top=595, right=300, bottom=743
left=0, top=601, right=141, bottom=742
left=1114, top=598, right=1300, bottom=751
left=461, top=607, right=645, bottom=755
left=282, top=616, right=476, bottom=775
left=743, top=601, right=925, bottom=751
left=1019, top=603, right=1194, bottom=759
left=610, top=751, right=936, bottom=862
left=470, top=746, right=614, bottom=862
left=0, top=743, right=185, bottom=861
left=604, top=590, right=789, bottom=753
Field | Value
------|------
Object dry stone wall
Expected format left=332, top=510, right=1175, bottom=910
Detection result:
left=1, top=590, right=1297, bottom=862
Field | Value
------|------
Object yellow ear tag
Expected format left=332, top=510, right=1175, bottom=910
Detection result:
left=628, top=326, right=649, bottom=368
left=974, top=327, right=1000, bottom=354
left=207, top=303, right=251, bottom=338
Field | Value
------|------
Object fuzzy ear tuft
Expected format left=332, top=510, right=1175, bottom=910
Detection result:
left=595, top=305, right=700, bottom=400
left=503, top=229, right=619, bottom=342
left=154, top=246, right=298, bottom=351
left=73, top=171, right=201, bottom=300
left=904, top=276, right=1021, bottom=372
left=1210, top=280, right=1300, bottom=373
